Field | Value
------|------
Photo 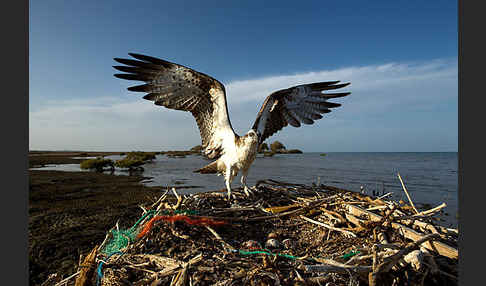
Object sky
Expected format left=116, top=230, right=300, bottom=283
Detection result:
left=29, top=0, right=458, bottom=152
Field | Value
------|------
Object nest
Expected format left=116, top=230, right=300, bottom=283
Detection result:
left=46, top=180, right=458, bottom=286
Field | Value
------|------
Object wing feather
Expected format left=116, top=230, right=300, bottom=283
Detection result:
left=114, top=53, right=235, bottom=159
left=252, top=81, right=350, bottom=144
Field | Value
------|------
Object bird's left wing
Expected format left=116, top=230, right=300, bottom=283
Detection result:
left=251, top=81, right=351, bottom=144
left=113, top=53, right=236, bottom=159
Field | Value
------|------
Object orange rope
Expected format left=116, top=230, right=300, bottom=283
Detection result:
left=136, top=215, right=226, bottom=239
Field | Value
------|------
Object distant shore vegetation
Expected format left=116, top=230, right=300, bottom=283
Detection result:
left=79, top=142, right=303, bottom=173
left=259, top=140, right=303, bottom=157
left=80, top=151, right=157, bottom=172
left=80, top=157, right=114, bottom=171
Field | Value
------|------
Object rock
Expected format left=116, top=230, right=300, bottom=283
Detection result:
left=263, top=151, right=275, bottom=157
left=270, top=141, right=286, bottom=153
left=258, top=143, right=269, bottom=153
left=282, top=149, right=303, bottom=154
left=190, top=145, right=203, bottom=152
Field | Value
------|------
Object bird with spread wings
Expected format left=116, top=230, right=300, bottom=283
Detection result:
left=114, top=53, right=350, bottom=200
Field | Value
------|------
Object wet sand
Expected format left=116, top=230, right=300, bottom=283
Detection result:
left=28, top=151, right=165, bottom=285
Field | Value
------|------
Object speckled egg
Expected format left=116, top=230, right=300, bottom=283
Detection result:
left=241, top=240, right=262, bottom=250
left=267, top=232, right=278, bottom=239
left=282, top=238, right=295, bottom=249
left=265, top=238, right=282, bottom=249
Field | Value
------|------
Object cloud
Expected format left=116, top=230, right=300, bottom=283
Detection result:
left=225, top=58, right=457, bottom=109
left=29, top=58, right=457, bottom=151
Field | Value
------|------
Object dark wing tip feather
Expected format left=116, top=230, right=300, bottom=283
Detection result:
left=143, top=93, right=158, bottom=100
left=306, top=81, right=340, bottom=89
left=113, top=73, right=127, bottom=79
left=128, top=53, right=173, bottom=68
left=113, top=57, right=135, bottom=65
left=337, top=82, right=351, bottom=88
left=309, top=82, right=351, bottom=92
left=323, top=102, right=342, bottom=108
left=323, top=92, right=351, bottom=99
left=127, top=84, right=150, bottom=92
left=114, top=73, right=150, bottom=81
left=113, top=65, right=124, bottom=71
left=113, top=57, right=140, bottom=66
left=113, top=65, right=139, bottom=73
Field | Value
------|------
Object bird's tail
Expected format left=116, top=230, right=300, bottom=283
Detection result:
left=194, top=160, right=219, bottom=174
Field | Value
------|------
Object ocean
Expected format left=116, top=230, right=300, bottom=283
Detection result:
left=32, top=152, right=458, bottom=227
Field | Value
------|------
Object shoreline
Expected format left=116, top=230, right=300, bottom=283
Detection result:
left=28, top=151, right=457, bottom=285
left=28, top=151, right=172, bottom=285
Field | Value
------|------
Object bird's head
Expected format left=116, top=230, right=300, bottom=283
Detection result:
left=245, top=130, right=259, bottom=145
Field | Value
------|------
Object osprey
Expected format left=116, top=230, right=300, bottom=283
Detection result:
left=114, top=53, right=350, bottom=199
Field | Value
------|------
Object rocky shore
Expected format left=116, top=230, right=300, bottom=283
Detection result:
left=29, top=152, right=170, bottom=285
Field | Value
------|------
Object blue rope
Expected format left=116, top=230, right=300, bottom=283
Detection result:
left=96, top=251, right=124, bottom=286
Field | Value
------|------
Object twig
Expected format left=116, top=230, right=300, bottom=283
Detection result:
left=194, top=196, right=336, bottom=222
left=74, top=245, right=98, bottom=286
left=301, top=264, right=371, bottom=274
left=54, top=271, right=80, bottom=286
left=413, top=202, right=447, bottom=217
left=346, top=204, right=458, bottom=259
left=300, top=215, right=357, bottom=238
left=375, top=192, right=393, bottom=201
left=172, top=188, right=183, bottom=210
left=205, top=225, right=236, bottom=251
left=397, top=173, right=419, bottom=214
left=369, top=233, right=441, bottom=286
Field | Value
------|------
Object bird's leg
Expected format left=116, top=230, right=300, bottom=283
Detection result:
left=240, top=169, right=253, bottom=197
left=225, top=166, right=234, bottom=200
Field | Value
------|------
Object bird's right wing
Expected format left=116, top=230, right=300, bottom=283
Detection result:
left=113, top=53, right=236, bottom=159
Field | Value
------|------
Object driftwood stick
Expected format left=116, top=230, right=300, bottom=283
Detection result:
left=54, top=271, right=80, bottom=286
left=392, top=208, right=454, bottom=236
left=73, top=245, right=98, bottom=286
left=320, top=208, right=346, bottom=224
left=205, top=225, right=236, bottom=251
left=366, top=205, right=389, bottom=211
left=345, top=204, right=458, bottom=259
left=369, top=234, right=440, bottom=286
left=151, top=189, right=170, bottom=210
left=301, top=264, right=371, bottom=274
left=375, top=192, right=393, bottom=201
left=193, top=196, right=336, bottom=222
left=413, top=202, right=447, bottom=217
left=393, top=215, right=437, bottom=221
left=377, top=233, right=440, bottom=273
left=171, top=188, right=183, bottom=210
left=300, top=215, right=357, bottom=238
left=41, top=274, right=60, bottom=286
left=397, top=172, right=419, bottom=214
left=380, top=204, right=399, bottom=227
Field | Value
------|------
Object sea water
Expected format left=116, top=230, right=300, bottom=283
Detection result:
left=32, top=152, right=458, bottom=227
